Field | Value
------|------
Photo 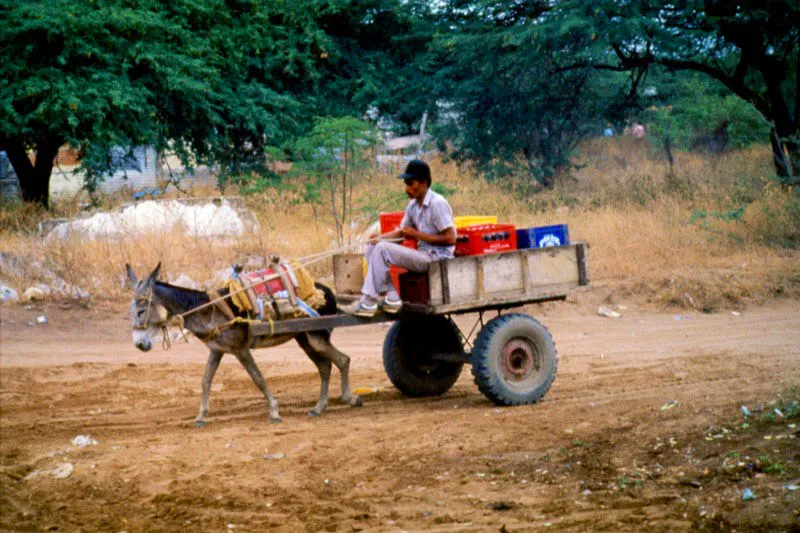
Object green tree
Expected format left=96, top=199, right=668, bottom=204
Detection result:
left=559, top=0, right=799, bottom=183
left=427, top=0, right=627, bottom=188
left=311, top=0, right=437, bottom=135
left=0, top=0, right=330, bottom=208
left=642, top=71, right=770, bottom=155
left=288, top=116, right=379, bottom=245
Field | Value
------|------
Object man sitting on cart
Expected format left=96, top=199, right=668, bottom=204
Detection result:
left=339, top=159, right=457, bottom=317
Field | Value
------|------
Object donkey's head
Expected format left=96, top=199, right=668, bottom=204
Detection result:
left=126, top=263, right=169, bottom=352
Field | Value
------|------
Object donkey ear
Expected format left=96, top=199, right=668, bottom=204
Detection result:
left=125, top=263, right=139, bottom=286
left=145, top=262, right=162, bottom=284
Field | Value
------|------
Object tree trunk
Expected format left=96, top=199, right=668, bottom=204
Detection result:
left=770, top=128, right=799, bottom=186
left=1, top=136, right=62, bottom=209
left=663, top=134, right=674, bottom=171
left=783, top=137, right=799, bottom=184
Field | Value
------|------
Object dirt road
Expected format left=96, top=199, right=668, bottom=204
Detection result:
left=1, top=299, right=799, bottom=531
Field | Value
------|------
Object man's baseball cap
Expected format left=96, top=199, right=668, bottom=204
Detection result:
left=398, top=159, right=431, bottom=182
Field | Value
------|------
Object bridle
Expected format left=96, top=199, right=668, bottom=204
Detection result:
left=130, top=276, right=250, bottom=349
left=132, top=285, right=158, bottom=331
left=132, top=284, right=185, bottom=349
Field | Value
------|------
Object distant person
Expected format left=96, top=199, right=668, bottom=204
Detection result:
left=690, top=120, right=730, bottom=154
left=603, top=126, right=614, bottom=137
left=0, top=151, right=13, bottom=179
left=338, top=159, right=456, bottom=317
left=0, top=150, right=21, bottom=202
left=633, top=124, right=645, bottom=138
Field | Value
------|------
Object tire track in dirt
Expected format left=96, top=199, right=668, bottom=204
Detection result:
left=2, top=301, right=798, bottom=531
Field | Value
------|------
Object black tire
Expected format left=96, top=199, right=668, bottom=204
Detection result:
left=471, top=313, right=557, bottom=406
left=382, top=316, right=464, bottom=397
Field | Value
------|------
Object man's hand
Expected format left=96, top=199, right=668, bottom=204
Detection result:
left=399, top=227, right=421, bottom=240
left=399, top=226, right=456, bottom=245
left=372, top=229, right=402, bottom=244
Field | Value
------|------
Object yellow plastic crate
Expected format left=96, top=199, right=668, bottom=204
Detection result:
left=454, top=215, right=498, bottom=228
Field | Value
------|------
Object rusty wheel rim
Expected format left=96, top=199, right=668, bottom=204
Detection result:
left=500, top=338, right=537, bottom=383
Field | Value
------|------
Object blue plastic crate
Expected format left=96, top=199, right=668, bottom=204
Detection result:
left=516, top=224, right=570, bottom=249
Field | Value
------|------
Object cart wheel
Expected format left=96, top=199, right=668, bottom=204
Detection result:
left=471, top=313, right=557, bottom=406
left=382, top=316, right=464, bottom=397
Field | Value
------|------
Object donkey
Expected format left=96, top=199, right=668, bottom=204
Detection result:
left=126, top=263, right=362, bottom=426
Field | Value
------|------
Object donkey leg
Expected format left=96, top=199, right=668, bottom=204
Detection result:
left=234, top=348, right=282, bottom=423
left=195, top=349, right=223, bottom=427
left=296, top=334, right=332, bottom=416
left=306, top=332, right=362, bottom=408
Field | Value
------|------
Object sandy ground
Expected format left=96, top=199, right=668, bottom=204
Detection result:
left=1, top=296, right=799, bottom=532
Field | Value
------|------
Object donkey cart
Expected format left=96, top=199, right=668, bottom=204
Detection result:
left=249, top=243, right=589, bottom=406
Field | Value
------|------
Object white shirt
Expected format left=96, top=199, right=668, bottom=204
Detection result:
left=400, top=189, right=456, bottom=259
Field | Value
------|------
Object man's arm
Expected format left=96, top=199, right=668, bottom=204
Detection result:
left=369, top=228, right=403, bottom=244
left=400, top=226, right=456, bottom=246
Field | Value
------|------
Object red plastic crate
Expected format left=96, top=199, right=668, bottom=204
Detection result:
left=389, top=265, right=406, bottom=292
left=455, top=223, right=517, bottom=256
left=379, top=211, right=417, bottom=250
left=379, top=211, right=418, bottom=291
left=379, top=211, right=405, bottom=234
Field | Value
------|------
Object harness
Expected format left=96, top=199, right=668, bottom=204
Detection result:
left=135, top=282, right=268, bottom=350
left=133, top=285, right=188, bottom=350
left=132, top=257, right=332, bottom=351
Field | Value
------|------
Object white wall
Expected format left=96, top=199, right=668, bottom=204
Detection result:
left=49, top=147, right=216, bottom=196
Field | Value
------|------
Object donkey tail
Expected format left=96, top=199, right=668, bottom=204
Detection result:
left=314, top=282, right=337, bottom=317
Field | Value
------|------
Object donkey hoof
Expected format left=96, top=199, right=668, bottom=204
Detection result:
left=194, top=420, right=207, bottom=428
left=308, top=410, right=322, bottom=417
left=269, top=416, right=283, bottom=424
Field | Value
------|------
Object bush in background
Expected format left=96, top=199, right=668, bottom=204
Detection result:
left=1, top=141, right=798, bottom=309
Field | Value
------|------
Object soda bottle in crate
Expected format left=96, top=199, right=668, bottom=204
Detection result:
left=455, top=224, right=517, bottom=256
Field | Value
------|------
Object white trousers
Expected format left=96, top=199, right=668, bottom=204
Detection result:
left=362, top=241, right=435, bottom=300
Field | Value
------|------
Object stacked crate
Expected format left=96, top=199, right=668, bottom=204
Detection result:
left=516, top=224, right=570, bottom=249
left=381, top=213, right=573, bottom=294
left=454, top=223, right=517, bottom=256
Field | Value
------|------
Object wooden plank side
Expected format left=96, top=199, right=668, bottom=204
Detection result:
left=476, top=255, right=485, bottom=299
left=576, top=243, right=590, bottom=285
left=442, top=256, right=478, bottom=305
left=527, top=246, right=580, bottom=287
left=407, top=245, right=585, bottom=314
left=427, top=247, right=583, bottom=306
left=522, top=253, right=532, bottom=295
left=483, top=252, right=524, bottom=294
left=333, top=253, right=364, bottom=295
left=428, top=261, right=443, bottom=306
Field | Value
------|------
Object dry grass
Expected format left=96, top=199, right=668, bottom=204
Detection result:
left=1, top=140, right=798, bottom=309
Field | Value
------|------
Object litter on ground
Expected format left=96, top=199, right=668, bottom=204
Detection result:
left=598, top=306, right=621, bottom=318
left=660, top=400, right=679, bottom=411
left=71, top=435, right=98, bottom=448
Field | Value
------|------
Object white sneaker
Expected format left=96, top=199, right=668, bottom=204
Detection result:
left=382, top=296, right=403, bottom=314
left=338, top=300, right=379, bottom=317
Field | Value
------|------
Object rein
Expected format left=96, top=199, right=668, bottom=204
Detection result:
left=173, top=232, right=402, bottom=323
left=135, top=231, right=404, bottom=350
left=134, top=285, right=188, bottom=350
